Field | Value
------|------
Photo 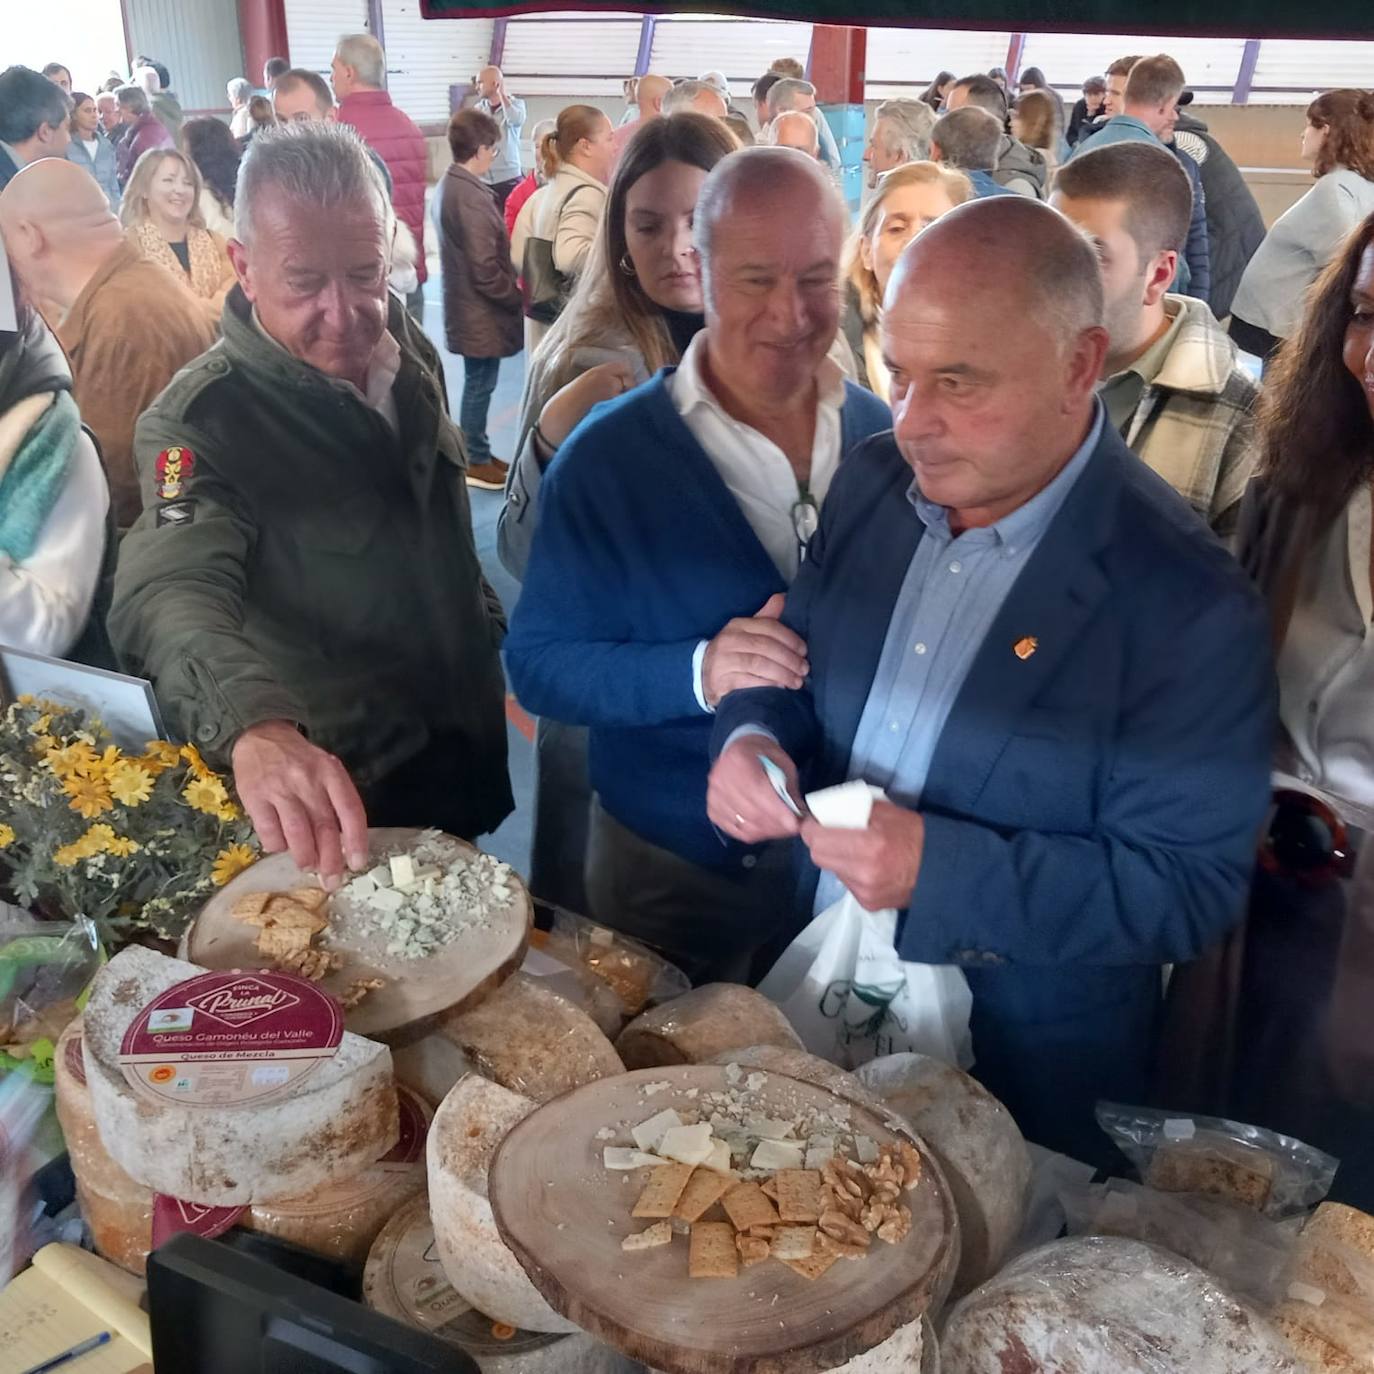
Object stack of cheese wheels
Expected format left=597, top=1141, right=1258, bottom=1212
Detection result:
left=364, top=1195, right=642, bottom=1373
left=389, top=1032, right=474, bottom=1109
left=82, top=948, right=397, bottom=1206
left=857, top=1053, right=1030, bottom=1295
left=438, top=973, right=625, bottom=1104
left=941, top=1237, right=1299, bottom=1373
left=426, top=1073, right=579, bottom=1333
left=614, top=984, right=803, bottom=1069
left=1272, top=1201, right=1374, bottom=1371
left=56, top=1016, right=431, bottom=1272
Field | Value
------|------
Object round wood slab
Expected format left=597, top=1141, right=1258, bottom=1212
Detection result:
left=488, top=1066, right=958, bottom=1374
left=183, top=828, right=530, bottom=1039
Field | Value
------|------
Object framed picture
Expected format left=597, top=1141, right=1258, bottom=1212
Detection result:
left=0, top=646, right=164, bottom=750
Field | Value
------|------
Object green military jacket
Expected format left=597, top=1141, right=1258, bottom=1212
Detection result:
left=110, top=287, right=512, bottom=836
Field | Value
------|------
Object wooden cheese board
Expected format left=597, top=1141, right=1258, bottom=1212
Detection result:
left=182, top=827, right=530, bottom=1040
left=488, top=1066, right=958, bottom=1374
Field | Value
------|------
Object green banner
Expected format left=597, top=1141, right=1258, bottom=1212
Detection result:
left=420, top=0, right=1374, bottom=38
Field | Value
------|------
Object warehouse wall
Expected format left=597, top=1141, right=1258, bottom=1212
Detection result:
left=124, top=0, right=246, bottom=113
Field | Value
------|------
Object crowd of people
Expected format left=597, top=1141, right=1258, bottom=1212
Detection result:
left=2, top=38, right=1374, bottom=1173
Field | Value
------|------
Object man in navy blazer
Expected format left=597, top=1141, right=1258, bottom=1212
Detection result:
left=708, top=197, right=1275, bottom=1164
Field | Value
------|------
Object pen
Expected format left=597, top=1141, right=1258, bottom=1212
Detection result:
left=19, top=1330, right=111, bottom=1374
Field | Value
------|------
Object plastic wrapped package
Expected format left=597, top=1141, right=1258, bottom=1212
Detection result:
left=940, top=1236, right=1300, bottom=1373
left=438, top=973, right=624, bottom=1103
left=534, top=909, right=690, bottom=1021
left=1058, top=1176, right=1301, bottom=1307
left=856, top=1053, right=1031, bottom=1296
left=614, top=983, right=803, bottom=1070
left=0, top=1067, right=52, bottom=1284
left=1274, top=1202, right=1374, bottom=1370
left=518, top=945, right=625, bottom=1037
left=364, top=1194, right=641, bottom=1373
left=1096, top=1102, right=1338, bottom=1219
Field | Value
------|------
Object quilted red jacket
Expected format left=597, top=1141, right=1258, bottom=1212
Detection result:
left=337, top=89, right=429, bottom=285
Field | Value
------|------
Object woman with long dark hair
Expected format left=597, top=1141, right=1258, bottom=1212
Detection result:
left=918, top=71, right=956, bottom=112
left=180, top=116, right=242, bottom=238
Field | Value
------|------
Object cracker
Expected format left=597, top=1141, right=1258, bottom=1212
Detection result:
left=722, top=1180, right=780, bottom=1232
left=633, top=1163, right=695, bottom=1218
left=689, top=1222, right=739, bottom=1279
left=760, top=1176, right=780, bottom=1201
left=287, top=886, right=329, bottom=912
left=675, top=1167, right=735, bottom=1222
left=782, top=1251, right=839, bottom=1281
left=257, top=921, right=313, bottom=961
left=262, top=899, right=328, bottom=933
left=775, top=1169, right=824, bottom=1223
left=621, top=1221, right=673, bottom=1251
left=230, top=891, right=273, bottom=924
left=770, top=1226, right=817, bottom=1261
left=736, top=1233, right=770, bottom=1267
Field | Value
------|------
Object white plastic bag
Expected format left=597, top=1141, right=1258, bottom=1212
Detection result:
left=757, top=782, right=973, bottom=1071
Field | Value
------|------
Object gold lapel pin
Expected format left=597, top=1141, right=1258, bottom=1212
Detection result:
left=1013, top=636, right=1038, bottom=660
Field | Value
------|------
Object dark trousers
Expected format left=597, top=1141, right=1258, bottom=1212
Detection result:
left=584, top=797, right=796, bottom=986
left=1228, top=314, right=1281, bottom=369
left=490, top=177, right=521, bottom=210
left=530, top=716, right=591, bottom=916
left=460, top=356, right=502, bottom=463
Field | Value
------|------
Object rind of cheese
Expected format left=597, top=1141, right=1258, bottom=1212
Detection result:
left=826, top=1318, right=927, bottom=1373
left=440, top=973, right=624, bottom=1104
left=941, top=1237, right=1299, bottom=1374
left=631, top=1108, right=683, bottom=1154
left=83, top=947, right=397, bottom=1207
left=658, top=1123, right=714, bottom=1167
left=857, top=1051, right=1030, bottom=1297
left=427, top=1074, right=579, bottom=1334
left=614, top=985, right=803, bottom=1070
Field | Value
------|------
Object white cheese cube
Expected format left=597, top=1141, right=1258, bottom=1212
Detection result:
left=855, top=1135, right=880, bottom=1164
left=603, top=1147, right=662, bottom=1170
left=350, top=875, right=376, bottom=897
left=658, top=1123, right=715, bottom=1167
left=750, top=1139, right=806, bottom=1171
left=389, top=855, right=415, bottom=887
left=368, top=865, right=392, bottom=888
left=745, top=1118, right=796, bottom=1140
left=369, top=887, right=406, bottom=914
left=631, top=1108, right=683, bottom=1154
left=702, top=1138, right=733, bottom=1175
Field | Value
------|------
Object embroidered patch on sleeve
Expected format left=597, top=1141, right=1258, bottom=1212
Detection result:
left=155, top=446, right=196, bottom=501
left=156, top=500, right=197, bottom=528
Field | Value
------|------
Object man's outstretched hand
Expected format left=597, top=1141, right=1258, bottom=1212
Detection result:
left=231, top=719, right=370, bottom=890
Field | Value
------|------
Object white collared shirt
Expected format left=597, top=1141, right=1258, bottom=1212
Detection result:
left=667, top=330, right=847, bottom=711
left=668, top=330, right=846, bottom=583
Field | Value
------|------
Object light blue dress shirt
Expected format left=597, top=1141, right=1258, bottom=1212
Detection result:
left=475, top=95, right=527, bottom=186
left=812, top=403, right=1105, bottom=914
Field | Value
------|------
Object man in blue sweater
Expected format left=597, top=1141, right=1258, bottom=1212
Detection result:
left=506, top=148, right=890, bottom=983
left=1073, top=54, right=1211, bottom=305
left=706, top=198, right=1273, bottom=1163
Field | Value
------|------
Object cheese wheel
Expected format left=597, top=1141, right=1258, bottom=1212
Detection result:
left=58, top=1017, right=429, bottom=1272
left=427, top=1073, right=579, bottom=1333
left=856, top=1053, right=1029, bottom=1295
left=439, top=973, right=624, bottom=1103
left=1295, top=1202, right=1374, bottom=1301
left=1273, top=1299, right=1372, bottom=1373
left=365, top=1195, right=639, bottom=1372
left=614, top=984, right=803, bottom=1070
left=390, top=1032, right=474, bottom=1109
left=823, top=1317, right=924, bottom=1372
left=83, top=946, right=397, bottom=1206
left=941, top=1237, right=1299, bottom=1373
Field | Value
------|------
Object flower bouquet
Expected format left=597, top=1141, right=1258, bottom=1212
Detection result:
left=0, top=696, right=259, bottom=945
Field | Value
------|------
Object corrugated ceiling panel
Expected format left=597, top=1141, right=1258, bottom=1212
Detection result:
left=1018, top=32, right=1247, bottom=95
left=285, top=0, right=370, bottom=79
left=650, top=18, right=812, bottom=86
left=865, top=27, right=1013, bottom=100
left=1249, top=39, right=1374, bottom=99
left=504, top=16, right=643, bottom=96
left=382, top=0, right=491, bottom=122
left=124, top=0, right=245, bottom=113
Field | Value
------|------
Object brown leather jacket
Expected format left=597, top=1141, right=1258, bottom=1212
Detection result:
left=439, top=163, right=522, bottom=360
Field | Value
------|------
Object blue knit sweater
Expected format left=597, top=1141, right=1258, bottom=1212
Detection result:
left=504, top=370, right=891, bottom=871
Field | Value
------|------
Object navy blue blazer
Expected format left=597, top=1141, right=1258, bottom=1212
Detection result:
left=714, top=424, right=1276, bottom=1164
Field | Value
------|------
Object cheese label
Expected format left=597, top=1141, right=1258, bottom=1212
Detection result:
left=118, top=971, right=343, bottom=1109
left=152, top=1194, right=245, bottom=1248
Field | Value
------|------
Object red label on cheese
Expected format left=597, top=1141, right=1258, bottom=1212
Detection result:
left=380, top=1085, right=431, bottom=1168
left=118, top=971, right=343, bottom=1109
left=152, top=1194, right=245, bottom=1248
left=66, top=1032, right=87, bottom=1086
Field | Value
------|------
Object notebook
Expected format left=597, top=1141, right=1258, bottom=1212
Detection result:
left=0, top=1243, right=151, bottom=1373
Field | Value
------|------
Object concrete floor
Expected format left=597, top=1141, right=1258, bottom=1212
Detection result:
left=418, top=284, right=536, bottom=882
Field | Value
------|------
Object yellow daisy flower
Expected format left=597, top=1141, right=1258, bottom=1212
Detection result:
left=108, top=760, right=155, bottom=807
left=106, top=834, right=141, bottom=858
left=31, top=734, right=59, bottom=755
left=27, top=713, right=53, bottom=736
left=81, top=824, right=117, bottom=852
left=81, top=745, right=121, bottom=779
left=211, top=843, right=256, bottom=886
left=17, top=694, right=35, bottom=706
left=216, top=801, right=242, bottom=823
left=44, top=740, right=98, bottom=779
left=0, top=824, right=14, bottom=848
left=180, top=743, right=211, bottom=779
left=54, top=843, right=83, bottom=868
left=63, top=773, right=113, bottom=819
left=142, top=740, right=181, bottom=770
left=184, top=775, right=230, bottom=815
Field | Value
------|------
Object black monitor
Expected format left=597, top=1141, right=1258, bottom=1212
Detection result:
left=147, top=1231, right=481, bottom=1373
